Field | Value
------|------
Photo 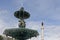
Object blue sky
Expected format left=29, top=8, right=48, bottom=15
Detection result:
left=0, top=0, right=60, bottom=40
left=0, top=0, right=60, bottom=25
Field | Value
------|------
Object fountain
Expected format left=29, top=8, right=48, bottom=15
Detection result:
left=3, top=7, right=39, bottom=40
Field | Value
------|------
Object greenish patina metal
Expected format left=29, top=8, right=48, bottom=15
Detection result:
left=0, top=35, right=3, bottom=40
left=3, top=7, right=39, bottom=40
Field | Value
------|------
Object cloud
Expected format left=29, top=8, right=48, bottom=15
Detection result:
left=0, top=10, right=8, bottom=14
left=0, top=0, right=60, bottom=40
left=26, top=21, right=60, bottom=40
left=13, top=0, right=60, bottom=21
left=0, top=9, right=9, bottom=18
left=13, top=0, right=27, bottom=8
left=0, top=9, right=9, bottom=34
left=0, top=20, right=60, bottom=40
left=0, top=19, right=8, bottom=35
left=0, top=9, right=17, bottom=35
left=0, top=19, right=18, bottom=35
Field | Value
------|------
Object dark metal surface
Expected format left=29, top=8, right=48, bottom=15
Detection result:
left=14, top=7, right=30, bottom=19
left=3, top=28, right=39, bottom=39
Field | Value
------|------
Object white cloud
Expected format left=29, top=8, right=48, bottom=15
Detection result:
left=13, top=0, right=60, bottom=21
left=0, top=0, right=60, bottom=40
left=26, top=21, right=60, bottom=40
left=13, top=0, right=27, bottom=8
left=0, top=19, right=18, bottom=35
left=0, top=9, right=17, bottom=35
left=0, top=10, right=8, bottom=14
left=0, top=21, right=60, bottom=40
left=0, top=9, right=10, bottom=19
left=0, top=20, right=8, bottom=35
